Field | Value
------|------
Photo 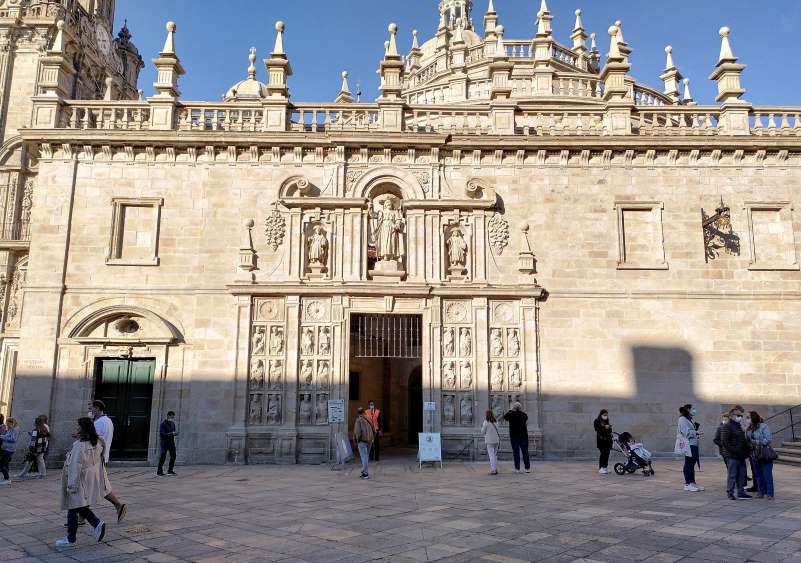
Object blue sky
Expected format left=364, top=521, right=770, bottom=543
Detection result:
left=116, top=0, right=801, bottom=105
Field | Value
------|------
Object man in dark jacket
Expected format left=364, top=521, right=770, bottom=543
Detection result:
left=503, top=402, right=531, bottom=473
left=719, top=407, right=751, bottom=500
left=157, top=411, right=178, bottom=477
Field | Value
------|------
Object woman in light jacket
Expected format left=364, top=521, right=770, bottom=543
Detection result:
left=481, top=410, right=502, bottom=475
left=747, top=411, right=774, bottom=499
left=55, top=417, right=111, bottom=548
left=677, top=406, right=704, bottom=492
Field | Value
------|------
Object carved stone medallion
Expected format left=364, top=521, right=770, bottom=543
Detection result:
left=444, top=301, right=468, bottom=324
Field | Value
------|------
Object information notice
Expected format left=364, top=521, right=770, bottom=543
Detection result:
left=327, top=399, right=345, bottom=424
left=418, top=432, right=442, bottom=466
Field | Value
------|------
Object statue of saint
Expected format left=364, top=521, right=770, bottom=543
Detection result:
left=491, top=361, right=504, bottom=390
left=268, top=360, right=283, bottom=389
left=316, top=394, right=328, bottom=424
left=508, top=329, right=520, bottom=357
left=301, top=327, right=315, bottom=356
left=317, top=360, right=330, bottom=388
left=443, top=361, right=456, bottom=389
left=266, top=395, right=281, bottom=424
left=252, top=327, right=266, bottom=355
left=460, top=361, right=472, bottom=389
left=371, top=197, right=405, bottom=262
left=249, top=395, right=262, bottom=424
left=491, top=395, right=506, bottom=422
left=443, top=395, right=456, bottom=425
left=307, top=224, right=329, bottom=266
left=509, top=362, right=522, bottom=388
left=299, top=394, right=313, bottom=425
left=447, top=228, right=468, bottom=268
left=443, top=327, right=455, bottom=357
left=460, top=397, right=473, bottom=424
left=490, top=329, right=504, bottom=357
left=300, top=360, right=314, bottom=388
left=318, top=327, right=331, bottom=355
left=269, top=327, right=284, bottom=355
left=250, top=359, right=265, bottom=389
left=459, top=328, right=472, bottom=357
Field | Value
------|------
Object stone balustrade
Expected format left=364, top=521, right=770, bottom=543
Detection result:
left=404, top=107, right=492, bottom=134
left=289, top=104, right=381, bottom=132
left=636, top=107, right=722, bottom=135
left=62, top=101, right=151, bottom=130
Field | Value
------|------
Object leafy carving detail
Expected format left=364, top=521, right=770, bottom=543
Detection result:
left=488, top=214, right=510, bottom=256
left=264, top=204, right=286, bottom=251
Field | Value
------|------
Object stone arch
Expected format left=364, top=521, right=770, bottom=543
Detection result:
left=354, top=167, right=426, bottom=201
left=277, top=174, right=317, bottom=198
left=0, top=136, right=24, bottom=167
left=63, top=298, right=184, bottom=344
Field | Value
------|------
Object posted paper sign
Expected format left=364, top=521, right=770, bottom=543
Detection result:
left=418, top=432, right=442, bottom=462
left=423, top=401, right=436, bottom=412
left=327, top=399, right=345, bottom=423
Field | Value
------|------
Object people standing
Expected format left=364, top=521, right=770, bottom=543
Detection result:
left=353, top=407, right=375, bottom=480
left=713, top=411, right=729, bottom=467
left=683, top=404, right=703, bottom=472
left=503, top=402, right=531, bottom=474
left=594, top=410, right=613, bottom=475
left=719, top=406, right=752, bottom=500
left=90, top=401, right=127, bottom=522
left=481, top=410, right=501, bottom=475
left=747, top=411, right=775, bottom=500
left=55, top=417, right=109, bottom=548
left=156, top=411, right=178, bottom=477
left=0, top=416, right=19, bottom=485
left=365, top=400, right=381, bottom=462
left=733, top=404, right=756, bottom=492
left=677, top=406, right=704, bottom=492
left=18, top=415, right=50, bottom=479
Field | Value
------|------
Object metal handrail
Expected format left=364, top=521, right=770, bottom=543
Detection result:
left=763, top=403, right=801, bottom=442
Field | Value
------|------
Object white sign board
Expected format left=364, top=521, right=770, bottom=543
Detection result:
left=334, top=431, right=353, bottom=464
left=423, top=401, right=436, bottom=412
left=418, top=432, right=442, bottom=465
left=327, top=399, right=345, bottom=424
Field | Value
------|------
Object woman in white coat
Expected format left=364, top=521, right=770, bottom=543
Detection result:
left=55, top=417, right=111, bottom=548
left=481, top=410, right=502, bottom=475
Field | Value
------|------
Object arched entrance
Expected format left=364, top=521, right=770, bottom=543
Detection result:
left=407, top=367, right=423, bottom=445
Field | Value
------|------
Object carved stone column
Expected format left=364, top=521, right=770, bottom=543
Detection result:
left=406, top=208, right=426, bottom=282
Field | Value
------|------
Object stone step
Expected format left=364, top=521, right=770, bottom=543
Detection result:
left=780, top=441, right=801, bottom=450
left=774, top=449, right=801, bottom=466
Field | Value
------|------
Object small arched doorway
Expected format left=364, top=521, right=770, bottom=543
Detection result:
left=407, top=367, right=423, bottom=445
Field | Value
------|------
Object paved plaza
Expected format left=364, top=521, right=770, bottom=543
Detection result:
left=1, top=459, right=800, bottom=563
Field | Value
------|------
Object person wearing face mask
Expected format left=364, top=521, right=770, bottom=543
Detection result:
left=713, top=411, right=730, bottom=468
left=682, top=404, right=703, bottom=473
left=593, top=410, right=613, bottom=475
left=677, top=406, right=704, bottom=492
left=365, top=400, right=381, bottom=462
left=719, top=407, right=752, bottom=500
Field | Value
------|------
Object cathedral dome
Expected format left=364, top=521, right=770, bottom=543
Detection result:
left=223, top=48, right=269, bottom=101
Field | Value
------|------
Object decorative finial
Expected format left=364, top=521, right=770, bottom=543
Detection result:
left=272, top=21, right=286, bottom=56
left=607, top=25, right=621, bottom=60
left=664, top=45, right=674, bottom=70
left=540, top=0, right=550, bottom=13
left=574, top=9, right=583, bottom=32
left=387, top=23, right=399, bottom=57
left=137, top=89, right=144, bottom=101
left=162, top=21, right=176, bottom=55
left=496, top=24, right=506, bottom=57
left=682, top=78, right=694, bottom=104
left=590, top=32, right=597, bottom=50
left=718, top=26, right=735, bottom=61
left=247, top=47, right=257, bottom=79
left=51, top=19, right=65, bottom=53
left=103, top=77, right=114, bottom=101
left=487, top=0, right=495, bottom=14
left=412, top=29, right=419, bottom=49
left=614, top=20, right=626, bottom=46
left=454, top=20, right=465, bottom=44
left=340, top=70, right=351, bottom=94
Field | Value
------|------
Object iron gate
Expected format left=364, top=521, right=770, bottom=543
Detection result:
left=351, top=314, right=422, bottom=358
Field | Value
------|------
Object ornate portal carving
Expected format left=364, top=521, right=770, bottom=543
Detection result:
left=702, top=199, right=740, bottom=262
left=488, top=213, right=510, bottom=256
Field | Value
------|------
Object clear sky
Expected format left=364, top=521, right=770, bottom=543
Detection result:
left=116, top=0, right=801, bottom=106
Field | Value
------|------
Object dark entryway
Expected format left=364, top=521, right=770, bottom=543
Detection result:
left=407, top=367, right=423, bottom=445
left=94, top=358, right=156, bottom=460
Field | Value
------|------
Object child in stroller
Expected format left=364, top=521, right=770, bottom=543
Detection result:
left=613, top=432, right=655, bottom=476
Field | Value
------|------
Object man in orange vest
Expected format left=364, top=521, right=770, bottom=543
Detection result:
left=365, top=400, right=381, bottom=462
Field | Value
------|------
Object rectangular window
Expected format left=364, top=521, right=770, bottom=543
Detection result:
left=106, top=198, right=163, bottom=266
left=349, top=372, right=360, bottom=401
left=745, top=202, right=799, bottom=271
left=615, top=201, right=668, bottom=270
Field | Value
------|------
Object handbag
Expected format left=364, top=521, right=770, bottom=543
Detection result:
left=756, top=443, right=779, bottom=462
left=674, top=433, right=691, bottom=457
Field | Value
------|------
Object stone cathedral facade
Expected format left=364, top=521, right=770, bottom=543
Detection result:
left=1, top=0, right=800, bottom=464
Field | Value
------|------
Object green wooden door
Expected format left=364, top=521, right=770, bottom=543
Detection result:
left=95, top=358, right=155, bottom=460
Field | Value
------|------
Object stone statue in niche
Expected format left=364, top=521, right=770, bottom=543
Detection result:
left=490, top=329, right=504, bottom=357
left=252, top=327, right=266, bottom=355
left=491, top=361, right=504, bottom=390
left=316, top=393, right=328, bottom=424
left=269, top=327, right=284, bottom=355
left=460, top=361, right=472, bottom=388
left=300, top=360, right=314, bottom=388
left=443, top=361, right=456, bottom=389
left=459, top=328, right=472, bottom=357
left=318, top=327, right=331, bottom=355
left=443, top=327, right=455, bottom=357
left=509, top=362, right=522, bottom=388
left=460, top=397, right=473, bottom=425
left=369, top=196, right=406, bottom=278
left=266, top=395, right=281, bottom=425
left=491, top=394, right=506, bottom=422
left=301, top=327, right=315, bottom=356
left=307, top=223, right=329, bottom=277
left=249, top=395, right=262, bottom=424
left=250, top=359, right=265, bottom=389
left=317, top=360, right=330, bottom=388
left=702, top=199, right=740, bottom=262
left=268, top=360, right=283, bottom=389
left=446, top=227, right=468, bottom=277
left=443, top=395, right=456, bottom=425
left=508, top=329, right=520, bottom=357
left=299, top=394, right=313, bottom=425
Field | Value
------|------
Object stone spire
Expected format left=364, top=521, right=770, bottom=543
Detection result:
left=709, top=26, right=745, bottom=103
left=378, top=23, right=406, bottom=131
left=152, top=22, right=185, bottom=99
left=614, top=20, right=632, bottom=62
left=682, top=78, right=695, bottom=105
left=103, top=76, right=115, bottom=100
left=51, top=18, right=65, bottom=53
left=494, top=24, right=506, bottom=60
left=589, top=31, right=600, bottom=69
left=536, top=0, right=553, bottom=37
left=600, top=23, right=633, bottom=134
left=571, top=9, right=587, bottom=55
left=659, top=45, right=683, bottom=103
left=335, top=71, right=354, bottom=103
left=407, top=29, right=422, bottom=71
left=264, top=21, right=292, bottom=99
left=483, top=0, right=498, bottom=38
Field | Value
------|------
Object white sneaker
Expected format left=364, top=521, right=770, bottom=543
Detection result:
left=691, top=483, right=705, bottom=491
left=514, top=469, right=520, bottom=474
left=685, top=484, right=700, bottom=492
left=92, top=522, right=106, bottom=543
left=55, top=537, right=76, bottom=548
left=0, top=479, right=10, bottom=486
left=598, top=468, right=608, bottom=475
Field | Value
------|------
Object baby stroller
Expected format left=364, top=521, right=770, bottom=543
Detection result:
left=612, top=432, right=655, bottom=476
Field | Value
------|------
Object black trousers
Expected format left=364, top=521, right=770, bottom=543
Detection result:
left=369, top=434, right=380, bottom=461
left=158, top=442, right=176, bottom=473
left=598, top=446, right=611, bottom=469
left=67, top=506, right=99, bottom=543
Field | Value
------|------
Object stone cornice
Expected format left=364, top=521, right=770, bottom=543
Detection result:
left=226, top=282, right=546, bottom=300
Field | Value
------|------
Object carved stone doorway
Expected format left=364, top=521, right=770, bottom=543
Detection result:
left=348, top=314, right=422, bottom=453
